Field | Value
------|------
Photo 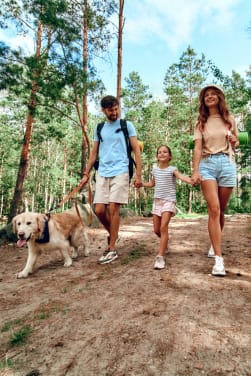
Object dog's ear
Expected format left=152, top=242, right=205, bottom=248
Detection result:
left=12, top=217, right=17, bottom=234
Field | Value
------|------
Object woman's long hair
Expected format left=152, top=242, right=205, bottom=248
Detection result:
left=196, top=87, right=231, bottom=132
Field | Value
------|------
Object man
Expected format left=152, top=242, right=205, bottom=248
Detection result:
left=80, top=95, right=142, bottom=264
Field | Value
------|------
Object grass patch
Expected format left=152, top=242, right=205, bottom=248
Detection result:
left=34, top=303, right=70, bottom=318
left=8, top=325, right=32, bottom=347
left=121, top=247, right=147, bottom=265
left=0, top=357, right=14, bottom=369
left=1, top=319, right=23, bottom=333
left=34, top=311, right=50, bottom=320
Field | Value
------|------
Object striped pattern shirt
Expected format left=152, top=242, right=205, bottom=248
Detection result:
left=152, top=166, right=177, bottom=201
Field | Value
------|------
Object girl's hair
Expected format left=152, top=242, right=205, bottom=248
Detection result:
left=157, top=145, right=172, bottom=160
left=195, top=86, right=231, bottom=132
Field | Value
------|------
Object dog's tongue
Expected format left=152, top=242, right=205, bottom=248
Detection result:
left=17, top=239, right=27, bottom=248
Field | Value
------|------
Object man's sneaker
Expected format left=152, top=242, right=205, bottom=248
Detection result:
left=98, top=250, right=110, bottom=263
left=212, top=256, right=226, bottom=276
left=99, top=250, right=118, bottom=264
left=208, top=245, right=215, bottom=258
left=154, top=256, right=165, bottom=270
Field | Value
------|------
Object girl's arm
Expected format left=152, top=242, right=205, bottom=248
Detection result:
left=174, top=170, right=192, bottom=185
left=141, top=177, right=155, bottom=188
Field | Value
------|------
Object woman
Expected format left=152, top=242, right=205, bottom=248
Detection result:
left=191, top=85, right=239, bottom=276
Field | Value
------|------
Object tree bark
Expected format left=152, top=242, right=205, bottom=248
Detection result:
left=8, top=20, right=43, bottom=222
left=80, top=0, right=90, bottom=175
left=117, top=0, right=124, bottom=115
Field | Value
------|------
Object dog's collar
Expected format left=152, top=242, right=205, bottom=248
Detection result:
left=36, top=219, right=50, bottom=243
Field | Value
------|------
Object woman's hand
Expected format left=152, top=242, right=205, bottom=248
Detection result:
left=191, top=172, right=201, bottom=185
left=227, top=131, right=239, bottom=148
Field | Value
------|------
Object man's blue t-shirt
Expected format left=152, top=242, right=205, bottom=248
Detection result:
left=94, top=119, right=136, bottom=177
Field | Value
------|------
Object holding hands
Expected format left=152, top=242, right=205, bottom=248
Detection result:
left=191, top=172, right=201, bottom=185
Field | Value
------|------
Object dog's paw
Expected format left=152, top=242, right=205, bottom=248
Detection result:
left=64, top=259, right=73, bottom=267
left=71, top=249, right=78, bottom=259
left=84, top=249, right=90, bottom=257
left=16, top=271, right=29, bottom=278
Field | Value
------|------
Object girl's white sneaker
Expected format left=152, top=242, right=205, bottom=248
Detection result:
left=154, top=256, right=165, bottom=270
left=212, top=256, right=226, bottom=276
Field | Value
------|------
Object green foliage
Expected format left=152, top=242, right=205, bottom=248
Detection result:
left=121, top=247, right=147, bottom=265
left=0, top=358, right=13, bottom=369
left=0, top=4, right=250, bottom=222
left=1, top=319, right=23, bottom=333
left=8, top=325, right=32, bottom=347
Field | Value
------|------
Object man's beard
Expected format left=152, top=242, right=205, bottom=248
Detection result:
left=107, top=114, right=118, bottom=121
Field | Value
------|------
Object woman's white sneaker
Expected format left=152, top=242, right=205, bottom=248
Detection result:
left=212, top=256, right=226, bottom=276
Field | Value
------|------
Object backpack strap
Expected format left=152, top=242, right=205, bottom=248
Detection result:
left=120, top=119, right=136, bottom=167
left=97, top=121, right=105, bottom=142
left=97, top=119, right=128, bottom=144
left=120, top=119, right=130, bottom=157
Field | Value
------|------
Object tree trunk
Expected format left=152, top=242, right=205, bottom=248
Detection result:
left=117, top=0, right=124, bottom=114
left=8, top=20, right=43, bottom=222
left=79, top=0, right=90, bottom=175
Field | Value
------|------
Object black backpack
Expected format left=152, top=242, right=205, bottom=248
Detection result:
left=94, top=119, right=136, bottom=180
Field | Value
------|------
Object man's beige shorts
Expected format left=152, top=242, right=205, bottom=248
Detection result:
left=93, top=172, right=129, bottom=204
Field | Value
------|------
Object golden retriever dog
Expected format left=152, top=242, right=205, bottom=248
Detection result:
left=12, top=206, right=89, bottom=278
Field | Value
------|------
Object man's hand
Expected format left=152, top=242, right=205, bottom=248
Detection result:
left=80, top=174, right=89, bottom=188
left=134, top=176, right=142, bottom=188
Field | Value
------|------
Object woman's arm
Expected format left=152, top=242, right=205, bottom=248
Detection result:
left=229, top=116, right=239, bottom=148
left=191, top=138, right=202, bottom=185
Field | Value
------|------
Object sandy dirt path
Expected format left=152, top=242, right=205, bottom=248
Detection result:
left=0, top=214, right=250, bottom=376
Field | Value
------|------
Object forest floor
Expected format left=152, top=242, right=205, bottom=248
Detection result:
left=0, top=213, right=250, bottom=376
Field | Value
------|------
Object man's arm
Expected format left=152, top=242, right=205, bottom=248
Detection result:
left=80, top=141, right=99, bottom=187
left=130, top=136, right=142, bottom=187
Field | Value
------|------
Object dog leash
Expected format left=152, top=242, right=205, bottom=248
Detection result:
left=47, top=180, right=93, bottom=226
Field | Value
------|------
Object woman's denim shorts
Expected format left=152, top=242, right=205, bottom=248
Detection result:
left=199, top=153, right=236, bottom=187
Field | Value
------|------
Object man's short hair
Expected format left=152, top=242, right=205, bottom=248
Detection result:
left=101, top=95, right=119, bottom=109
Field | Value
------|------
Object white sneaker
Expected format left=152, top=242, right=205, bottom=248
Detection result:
left=154, top=256, right=165, bottom=270
left=208, top=245, right=215, bottom=258
left=212, top=256, right=226, bottom=276
left=99, top=250, right=118, bottom=264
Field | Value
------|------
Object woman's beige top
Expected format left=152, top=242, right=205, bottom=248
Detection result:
left=194, top=114, right=238, bottom=157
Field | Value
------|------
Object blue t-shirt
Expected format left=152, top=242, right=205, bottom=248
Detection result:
left=94, top=119, right=136, bottom=177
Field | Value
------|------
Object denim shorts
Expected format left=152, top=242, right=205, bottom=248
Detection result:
left=199, top=153, right=236, bottom=187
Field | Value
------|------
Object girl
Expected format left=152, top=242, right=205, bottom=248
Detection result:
left=142, top=145, right=192, bottom=270
left=191, top=85, right=239, bottom=276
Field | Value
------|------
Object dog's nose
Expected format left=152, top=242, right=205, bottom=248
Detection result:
left=18, top=232, right=25, bottom=239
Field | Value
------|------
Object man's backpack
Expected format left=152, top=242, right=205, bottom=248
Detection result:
left=94, top=119, right=136, bottom=180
